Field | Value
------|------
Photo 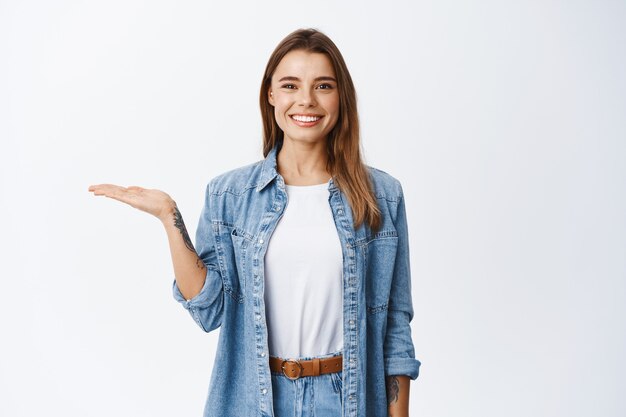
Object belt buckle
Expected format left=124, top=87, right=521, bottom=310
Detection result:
left=281, top=359, right=303, bottom=380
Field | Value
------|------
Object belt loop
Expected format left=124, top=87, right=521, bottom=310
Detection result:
left=312, top=358, right=320, bottom=376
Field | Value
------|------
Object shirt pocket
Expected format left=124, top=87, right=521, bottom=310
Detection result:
left=362, top=233, right=398, bottom=314
left=215, top=225, right=251, bottom=303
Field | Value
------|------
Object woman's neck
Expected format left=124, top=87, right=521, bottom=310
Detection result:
left=277, top=138, right=331, bottom=186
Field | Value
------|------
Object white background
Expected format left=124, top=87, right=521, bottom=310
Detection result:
left=1, top=1, right=625, bottom=416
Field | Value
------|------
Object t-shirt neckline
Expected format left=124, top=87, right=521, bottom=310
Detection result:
left=284, top=179, right=331, bottom=191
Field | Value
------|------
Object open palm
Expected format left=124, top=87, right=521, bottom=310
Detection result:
left=88, top=184, right=175, bottom=221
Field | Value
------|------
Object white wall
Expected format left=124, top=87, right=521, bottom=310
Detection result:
left=1, top=1, right=624, bottom=416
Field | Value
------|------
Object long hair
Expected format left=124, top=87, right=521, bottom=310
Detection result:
left=259, top=28, right=381, bottom=232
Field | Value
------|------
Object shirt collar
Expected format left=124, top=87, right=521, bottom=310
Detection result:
left=256, top=144, right=280, bottom=192
left=256, top=142, right=339, bottom=193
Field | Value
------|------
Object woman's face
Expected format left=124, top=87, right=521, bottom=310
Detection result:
left=268, top=50, right=340, bottom=146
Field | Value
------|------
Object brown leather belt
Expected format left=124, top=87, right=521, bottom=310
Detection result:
left=269, top=355, right=343, bottom=380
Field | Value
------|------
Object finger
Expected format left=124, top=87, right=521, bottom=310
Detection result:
left=89, top=183, right=124, bottom=193
left=90, top=184, right=132, bottom=201
left=88, top=184, right=106, bottom=193
left=88, top=184, right=110, bottom=196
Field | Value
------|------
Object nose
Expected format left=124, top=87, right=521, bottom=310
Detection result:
left=298, top=88, right=316, bottom=107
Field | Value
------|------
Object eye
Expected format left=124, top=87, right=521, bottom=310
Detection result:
left=318, top=83, right=334, bottom=90
left=281, top=84, right=296, bottom=89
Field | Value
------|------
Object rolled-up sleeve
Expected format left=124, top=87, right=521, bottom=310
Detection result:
left=384, top=183, right=421, bottom=380
left=172, top=181, right=224, bottom=333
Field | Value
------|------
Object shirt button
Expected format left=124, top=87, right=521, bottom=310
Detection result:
left=338, top=209, right=343, bottom=214
left=256, top=314, right=261, bottom=320
left=261, top=388, right=267, bottom=394
left=259, top=239, right=264, bottom=244
left=349, top=395, right=354, bottom=400
left=274, top=206, right=281, bottom=211
left=345, top=243, right=350, bottom=249
left=350, top=358, right=355, bottom=363
left=349, top=320, right=354, bottom=325
left=261, top=352, right=266, bottom=357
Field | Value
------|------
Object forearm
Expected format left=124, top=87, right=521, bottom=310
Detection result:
left=161, top=203, right=207, bottom=300
left=386, top=375, right=410, bottom=417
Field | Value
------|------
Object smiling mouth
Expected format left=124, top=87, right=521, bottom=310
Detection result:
left=289, top=114, right=324, bottom=128
left=290, top=114, right=323, bottom=123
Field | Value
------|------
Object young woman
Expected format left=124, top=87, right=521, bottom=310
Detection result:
left=89, top=28, right=420, bottom=417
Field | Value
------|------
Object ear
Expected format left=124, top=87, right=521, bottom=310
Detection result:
left=268, top=88, right=274, bottom=106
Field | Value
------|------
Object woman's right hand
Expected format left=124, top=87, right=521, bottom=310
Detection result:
left=88, top=184, right=176, bottom=223
left=88, top=183, right=207, bottom=300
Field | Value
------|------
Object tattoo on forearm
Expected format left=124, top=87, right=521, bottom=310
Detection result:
left=386, top=375, right=400, bottom=406
left=173, top=206, right=206, bottom=270
left=173, top=206, right=195, bottom=252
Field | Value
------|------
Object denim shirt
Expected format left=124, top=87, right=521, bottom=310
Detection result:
left=173, top=144, right=421, bottom=417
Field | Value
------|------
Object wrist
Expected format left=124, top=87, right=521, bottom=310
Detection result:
left=158, top=199, right=178, bottom=224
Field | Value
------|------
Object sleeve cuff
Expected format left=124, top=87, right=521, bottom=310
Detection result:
left=171, top=267, right=215, bottom=309
left=384, top=357, right=421, bottom=380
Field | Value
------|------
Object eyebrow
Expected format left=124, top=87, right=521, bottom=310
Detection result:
left=277, top=76, right=337, bottom=82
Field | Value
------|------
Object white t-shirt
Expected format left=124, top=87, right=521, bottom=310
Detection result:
left=263, top=180, right=344, bottom=359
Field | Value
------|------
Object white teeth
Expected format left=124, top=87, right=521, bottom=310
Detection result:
left=291, top=115, right=321, bottom=122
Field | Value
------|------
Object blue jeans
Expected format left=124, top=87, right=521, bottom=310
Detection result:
left=271, top=351, right=343, bottom=417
